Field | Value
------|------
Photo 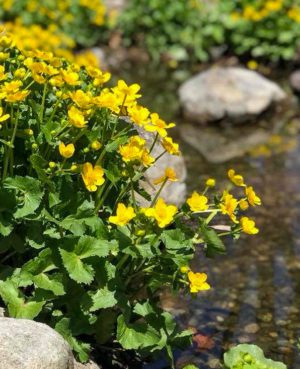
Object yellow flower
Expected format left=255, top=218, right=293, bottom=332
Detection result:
left=145, top=113, right=175, bottom=138
left=220, top=191, right=238, bottom=222
left=68, top=106, right=87, bottom=128
left=0, top=107, right=10, bottom=123
left=240, top=217, right=259, bottom=235
left=143, top=198, right=177, bottom=228
left=128, top=105, right=150, bottom=126
left=109, top=203, right=136, bottom=226
left=245, top=186, right=261, bottom=206
left=61, top=69, right=80, bottom=85
left=239, top=199, right=249, bottom=211
left=94, top=89, right=120, bottom=114
left=228, top=169, right=245, bottom=187
left=59, top=142, right=75, bottom=158
left=187, top=192, right=209, bottom=212
left=162, top=136, right=180, bottom=155
left=119, top=136, right=145, bottom=162
left=153, top=167, right=178, bottom=185
left=247, top=60, right=258, bottom=70
left=81, top=162, right=105, bottom=192
left=69, top=90, right=93, bottom=110
left=206, top=178, right=216, bottom=187
left=113, top=79, right=141, bottom=105
left=141, top=150, right=155, bottom=167
left=188, top=271, right=210, bottom=293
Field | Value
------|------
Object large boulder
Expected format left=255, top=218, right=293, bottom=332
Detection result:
left=179, top=67, right=286, bottom=124
left=0, top=317, right=74, bottom=369
left=290, top=70, right=300, bottom=93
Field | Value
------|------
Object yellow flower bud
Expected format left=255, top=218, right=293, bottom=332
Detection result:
left=206, top=178, right=216, bottom=187
left=71, top=164, right=78, bottom=172
left=180, top=266, right=190, bottom=274
left=49, top=161, right=56, bottom=169
left=135, top=229, right=145, bottom=236
left=24, top=129, right=33, bottom=136
left=91, top=140, right=102, bottom=150
left=32, top=143, right=38, bottom=150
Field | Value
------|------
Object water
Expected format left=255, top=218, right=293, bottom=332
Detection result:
left=114, top=61, right=300, bottom=368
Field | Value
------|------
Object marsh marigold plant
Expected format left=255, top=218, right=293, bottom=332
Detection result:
left=0, top=34, right=261, bottom=366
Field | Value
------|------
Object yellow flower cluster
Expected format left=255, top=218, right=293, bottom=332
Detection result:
left=231, top=0, right=300, bottom=24
left=0, top=22, right=99, bottom=68
left=0, top=0, right=106, bottom=27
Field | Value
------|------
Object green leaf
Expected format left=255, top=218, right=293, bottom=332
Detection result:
left=200, top=221, right=226, bottom=257
left=4, top=176, right=44, bottom=218
left=161, top=229, right=194, bottom=265
left=60, top=249, right=95, bottom=284
left=117, top=314, right=161, bottom=350
left=224, top=344, right=287, bottom=369
left=90, top=286, right=117, bottom=311
left=0, top=280, right=44, bottom=319
left=33, top=273, right=65, bottom=296
left=74, top=236, right=116, bottom=259
left=55, top=317, right=90, bottom=363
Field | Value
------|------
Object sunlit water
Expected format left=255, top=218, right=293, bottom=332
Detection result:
left=113, top=61, right=300, bottom=368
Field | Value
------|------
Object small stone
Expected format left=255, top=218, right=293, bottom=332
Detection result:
left=290, top=70, right=300, bottom=93
left=244, top=323, right=260, bottom=334
left=269, top=331, right=278, bottom=338
left=208, top=358, right=221, bottom=368
left=216, top=315, right=225, bottom=322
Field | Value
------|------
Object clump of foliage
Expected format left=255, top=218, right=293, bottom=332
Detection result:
left=228, top=0, right=300, bottom=61
left=224, top=344, right=287, bottom=369
left=118, top=0, right=227, bottom=62
left=118, top=0, right=300, bottom=63
left=0, top=0, right=106, bottom=47
left=0, top=34, right=261, bottom=365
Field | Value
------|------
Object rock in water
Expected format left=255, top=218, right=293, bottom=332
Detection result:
left=290, top=70, right=300, bottom=93
left=179, top=67, right=286, bottom=124
left=0, top=317, right=74, bottom=369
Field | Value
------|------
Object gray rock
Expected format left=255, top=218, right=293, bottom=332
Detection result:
left=290, top=70, right=300, bottom=93
left=0, top=317, right=74, bottom=369
left=179, top=67, right=286, bottom=124
left=137, top=130, right=187, bottom=206
left=74, top=360, right=101, bottom=369
left=180, top=124, right=271, bottom=163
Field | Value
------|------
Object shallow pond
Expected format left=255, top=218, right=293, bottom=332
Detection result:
left=113, top=62, right=300, bottom=369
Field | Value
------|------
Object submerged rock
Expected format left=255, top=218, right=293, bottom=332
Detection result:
left=289, top=70, right=300, bottom=93
left=180, top=124, right=270, bottom=163
left=179, top=67, right=286, bottom=124
left=0, top=317, right=73, bottom=369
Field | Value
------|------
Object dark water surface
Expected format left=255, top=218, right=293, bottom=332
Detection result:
left=114, top=62, right=300, bottom=368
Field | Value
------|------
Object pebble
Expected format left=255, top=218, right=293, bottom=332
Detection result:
left=269, top=331, right=278, bottom=338
left=208, top=358, right=221, bottom=368
left=244, top=323, right=260, bottom=334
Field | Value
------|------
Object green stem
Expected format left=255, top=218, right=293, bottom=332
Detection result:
left=150, top=177, right=168, bottom=206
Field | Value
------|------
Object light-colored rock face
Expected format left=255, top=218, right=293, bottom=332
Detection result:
left=137, top=129, right=187, bottom=206
left=0, top=318, right=74, bottom=369
left=179, top=67, right=287, bottom=124
left=290, top=70, right=300, bottom=93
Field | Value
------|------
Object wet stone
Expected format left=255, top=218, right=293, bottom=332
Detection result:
left=244, top=323, right=260, bottom=334
left=208, top=358, right=221, bottom=368
left=269, top=331, right=278, bottom=338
